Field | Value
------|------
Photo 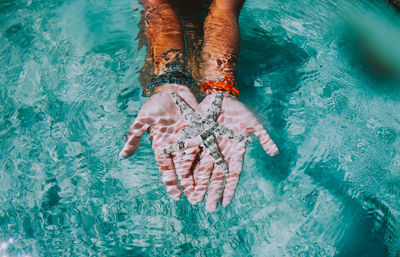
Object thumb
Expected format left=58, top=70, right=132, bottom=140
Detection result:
left=253, top=122, right=279, bottom=156
left=245, top=112, right=278, bottom=156
left=119, top=115, right=150, bottom=158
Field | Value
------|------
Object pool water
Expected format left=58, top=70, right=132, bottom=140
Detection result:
left=1, top=0, right=400, bottom=256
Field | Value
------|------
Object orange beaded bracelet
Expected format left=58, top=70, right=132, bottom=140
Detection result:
left=200, top=73, right=240, bottom=97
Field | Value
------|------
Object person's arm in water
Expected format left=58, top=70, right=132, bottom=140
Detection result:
left=120, top=0, right=200, bottom=203
left=190, top=0, right=279, bottom=212
left=120, top=0, right=279, bottom=212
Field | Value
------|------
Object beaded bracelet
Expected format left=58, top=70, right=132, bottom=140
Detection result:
left=149, top=72, right=194, bottom=91
left=200, top=73, right=240, bottom=97
left=149, top=54, right=195, bottom=92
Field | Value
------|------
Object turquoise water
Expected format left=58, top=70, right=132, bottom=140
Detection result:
left=1, top=0, right=400, bottom=256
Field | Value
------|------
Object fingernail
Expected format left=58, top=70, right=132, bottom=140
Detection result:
left=206, top=204, right=217, bottom=212
left=119, top=151, right=128, bottom=158
left=188, top=198, right=200, bottom=205
left=170, top=195, right=182, bottom=201
left=270, top=146, right=279, bottom=156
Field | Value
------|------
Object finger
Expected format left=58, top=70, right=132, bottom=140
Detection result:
left=120, top=117, right=150, bottom=158
left=253, top=123, right=279, bottom=156
left=205, top=167, right=225, bottom=212
left=172, top=147, right=200, bottom=204
left=221, top=145, right=246, bottom=207
left=191, top=152, right=214, bottom=204
left=155, top=153, right=181, bottom=200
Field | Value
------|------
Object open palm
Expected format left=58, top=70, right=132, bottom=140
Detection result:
left=120, top=84, right=200, bottom=203
left=192, top=93, right=279, bottom=212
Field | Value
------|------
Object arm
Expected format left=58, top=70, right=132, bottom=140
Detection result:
left=192, top=0, right=279, bottom=212
left=201, top=0, right=245, bottom=84
left=120, top=0, right=199, bottom=203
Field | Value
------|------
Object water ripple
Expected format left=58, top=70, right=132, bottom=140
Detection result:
left=1, top=0, right=400, bottom=256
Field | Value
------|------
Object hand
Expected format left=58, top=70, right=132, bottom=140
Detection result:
left=192, top=93, right=279, bottom=212
left=119, top=84, right=200, bottom=203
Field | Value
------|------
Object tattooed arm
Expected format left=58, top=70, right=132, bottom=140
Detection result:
left=121, top=0, right=278, bottom=212
left=120, top=83, right=200, bottom=202
left=121, top=0, right=200, bottom=202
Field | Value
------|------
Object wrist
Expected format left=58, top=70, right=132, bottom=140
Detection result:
left=203, top=88, right=238, bottom=98
left=200, top=73, right=240, bottom=98
left=149, top=70, right=194, bottom=96
left=154, top=83, right=191, bottom=94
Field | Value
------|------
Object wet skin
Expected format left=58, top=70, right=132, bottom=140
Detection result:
left=120, top=86, right=278, bottom=212
left=120, top=84, right=200, bottom=202
left=121, top=0, right=279, bottom=211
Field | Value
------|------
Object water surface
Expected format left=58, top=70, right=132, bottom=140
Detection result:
left=1, top=0, right=400, bottom=256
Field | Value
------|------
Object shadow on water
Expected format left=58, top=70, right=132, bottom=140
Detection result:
left=303, top=159, right=388, bottom=257
left=331, top=19, right=400, bottom=257
left=237, top=16, right=309, bottom=183
left=237, top=8, right=399, bottom=257
left=338, top=25, right=400, bottom=97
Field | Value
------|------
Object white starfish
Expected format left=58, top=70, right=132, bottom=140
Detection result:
left=164, top=92, right=250, bottom=174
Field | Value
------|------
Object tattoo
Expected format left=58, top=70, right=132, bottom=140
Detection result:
left=162, top=49, right=182, bottom=60
left=162, top=49, right=186, bottom=73
left=144, top=5, right=161, bottom=26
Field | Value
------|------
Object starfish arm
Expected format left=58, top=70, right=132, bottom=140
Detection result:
left=205, top=92, right=223, bottom=121
left=164, top=137, right=192, bottom=155
left=171, top=93, right=202, bottom=122
left=214, top=124, right=250, bottom=143
left=164, top=140, right=187, bottom=154
left=163, top=125, right=200, bottom=154
left=202, top=134, right=228, bottom=173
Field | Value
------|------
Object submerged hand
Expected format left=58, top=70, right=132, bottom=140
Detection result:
left=119, top=84, right=200, bottom=203
left=192, top=93, right=279, bottom=212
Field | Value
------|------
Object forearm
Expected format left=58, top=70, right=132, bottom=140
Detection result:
left=141, top=0, right=186, bottom=75
left=201, top=0, right=245, bottom=83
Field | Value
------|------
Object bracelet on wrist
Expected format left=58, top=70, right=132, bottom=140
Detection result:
left=200, top=73, right=240, bottom=97
left=149, top=71, right=195, bottom=92
left=148, top=53, right=196, bottom=94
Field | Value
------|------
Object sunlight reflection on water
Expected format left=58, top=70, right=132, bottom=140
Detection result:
left=0, top=0, right=400, bottom=256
